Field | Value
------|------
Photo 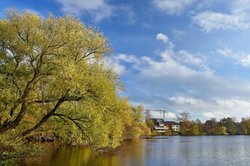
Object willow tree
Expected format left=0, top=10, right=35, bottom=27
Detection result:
left=0, top=10, right=115, bottom=137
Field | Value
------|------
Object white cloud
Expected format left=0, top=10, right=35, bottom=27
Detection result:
left=239, top=55, right=250, bottom=67
left=114, top=35, right=250, bottom=121
left=193, top=11, right=248, bottom=32
left=193, top=0, right=250, bottom=32
left=216, top=48, right=239, bottom=58
left=169, top=96, right=203, bottom=107
left=104, top=56, right=125, bottom=75
left=156, top=33, right=169, bottom=43
left=139, top=49, right=200, bottom=78
left=104, top=53, right=142, bottom=75
left=56, top=0, right=113, bottom=21
left=177, top=50, right=204, bottom=66
left=202, top=112, right=217, bottom=119
left=231, top=0, right=250, bottom=15
left=116, top=54, right=141, bottom=64
left=216, top=48, right=250, bottom=68
left=153, top=0, right=196, bottom=15
left=150, top=110, right=177, bottom=119
left=167, top=112, right=177, bottom=119
left=169, top=96, right=250, bottom=121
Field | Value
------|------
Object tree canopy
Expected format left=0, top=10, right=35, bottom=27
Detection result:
left=0, top=10, right=146, bottom=159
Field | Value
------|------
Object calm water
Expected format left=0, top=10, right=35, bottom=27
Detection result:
left=46, top=136, right=250, bottom=166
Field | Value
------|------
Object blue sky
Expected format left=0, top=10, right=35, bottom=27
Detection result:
left=2, top=0, right=250, bottom=121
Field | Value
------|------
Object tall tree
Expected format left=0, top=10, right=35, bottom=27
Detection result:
left=177, top=111, right=190, bottom=122
left=190, top=123, right=200, bottom=136
left=219, top=117, right=237, bottom=135
left=123, top=105, right=146, bottom=140
left=203, top=119, right=226, bottom=135
left=241, top=118, right=250, bottom=135
left=0, top=11, right=148, bottom=161
left=0, top=10, right=111, bottom=134
left=178, top=111, right=192, bottom=135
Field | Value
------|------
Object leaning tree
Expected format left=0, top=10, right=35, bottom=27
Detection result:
left=0, top=10, right=116, bottom=137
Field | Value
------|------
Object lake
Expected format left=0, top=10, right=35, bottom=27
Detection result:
left=45, top=136, right=250, bottom=166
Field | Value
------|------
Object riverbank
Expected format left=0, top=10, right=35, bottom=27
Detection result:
left=20, top=136, right=250, bottom=166
left=1, top=142, right=59, bottom=166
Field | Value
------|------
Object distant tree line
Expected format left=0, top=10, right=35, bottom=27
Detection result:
left=145, top=111, right=250, bottom=136
left=178, top=112, right=250, bottom=136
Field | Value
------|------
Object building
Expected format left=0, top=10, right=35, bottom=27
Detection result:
left=151, top=118, right=169, bottom=133
left=165, top=121, right=180, bottom=132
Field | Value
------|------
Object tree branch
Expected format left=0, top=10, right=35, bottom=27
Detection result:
left=21, top=97, right=65, bottom=136
left=21, top=95, right=86, bottom=136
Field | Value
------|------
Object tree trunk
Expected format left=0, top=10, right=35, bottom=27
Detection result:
left=21, top=98, right=65, bottom=136
left=0, top=77, right=36, bottom=134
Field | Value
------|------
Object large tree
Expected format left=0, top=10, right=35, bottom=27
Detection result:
left=178, top=111, right=192, bottom=135
left=0, top=10, right=114, bottom=136
left=0, top=11, right=148, bottom=163
left=219, top=117, right=237, bottom=135
left=203, top=119, right=226, bottom=135
left=241, top=118, right=250, bottom=135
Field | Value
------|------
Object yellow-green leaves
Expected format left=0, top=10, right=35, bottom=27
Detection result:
left=0, top=9, right=145, bottom=152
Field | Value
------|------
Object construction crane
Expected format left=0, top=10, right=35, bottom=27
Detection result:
left=144, top=109, right=167, bottom=121
left=159, top=110, right=167, bottom=121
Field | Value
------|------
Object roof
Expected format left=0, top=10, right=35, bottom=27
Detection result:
left=151, top=118, right=164, bottom=121
left=165, top=121, right=179, bottom=125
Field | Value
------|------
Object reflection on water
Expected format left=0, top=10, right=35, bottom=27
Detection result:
left=48, top=146, right=120, bottom=166
left=47, top=136, right=250, bottom=166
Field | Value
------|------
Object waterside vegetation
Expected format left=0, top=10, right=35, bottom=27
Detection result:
left=146, top=111, right=250, bottom=136
left=0, top=10, right=148, bottom=164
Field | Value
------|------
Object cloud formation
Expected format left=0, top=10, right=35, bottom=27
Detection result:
left=217, top=48, right=250, bottom=67
left=156, top=33, right=169, bottom=43
left=193, top=0, right=250, bottom=32
left=193, top=11, right=248, bottom=32
left=56, top=0, right=113, bottom=21
left=108, top=33, right=250, bottom=121
left=153, top=0, right=196, bottom=15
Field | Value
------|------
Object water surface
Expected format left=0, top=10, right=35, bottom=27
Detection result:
left=46, top=136, right=250, bottom=166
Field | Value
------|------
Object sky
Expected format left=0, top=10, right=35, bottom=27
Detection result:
left=2, top=0, right=250, bottom=121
